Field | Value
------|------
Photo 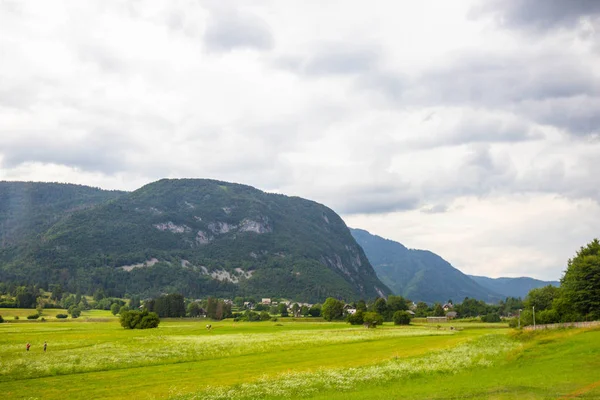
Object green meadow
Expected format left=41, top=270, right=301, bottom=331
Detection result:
left=1, top=315, right=599, bottom=399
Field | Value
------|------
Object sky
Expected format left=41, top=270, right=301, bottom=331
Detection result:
left=1, top=0, right=599, bottom=281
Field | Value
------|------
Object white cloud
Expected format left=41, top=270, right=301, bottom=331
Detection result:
left=1, top=0, right=599, bottom=281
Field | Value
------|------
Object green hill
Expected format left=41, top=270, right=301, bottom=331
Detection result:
left=0, top=179, right=390, bottom=302
left=468, top=275, right=559, bottom=299
left=350, top=228, right=503, bottom=303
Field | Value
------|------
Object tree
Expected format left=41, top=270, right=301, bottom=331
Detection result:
left=278, top=303, right=289, bottom=317
left=291, top=303, right=301, bottom=317
left=560, top=239, right=600, bottom=320
left=321, top=298, right=344, bottom=321
left=110, top=303, right=120, bottom=316
left=119, top=305, right=129, bottom=315
left=356, top=299, right=367, bottom=312
left=120, top=310, right=160, bottom=329
left=301, top=305, right=310, bottom=316
left=346, top=310, right=364, bottom=325
left=415, top=301, right=429, bottom=317
left=387, top=296, right=408, bottom=312
left=260, top=311, right=271, bottom=321
left=308, top=304, right=321, bottom=317
left=68, top=306, right=81, bottom=318
left=363, top=312, right=383, bottom=328
left=393, top=310, right=411, bottom=325
left=525, top=285, right=560, bottom=312
left=187, top=302, right=203, bottom=317
left=433, top=303, right=445, bottom=316
left=373, top=297, right=388, bottom=317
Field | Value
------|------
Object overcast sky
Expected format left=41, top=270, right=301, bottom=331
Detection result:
left=1, top=0, right=599, bottom=281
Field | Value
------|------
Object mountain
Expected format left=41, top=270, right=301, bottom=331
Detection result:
left=468, top=275, right=560, bottom=299
left=0, top=179, right=390, bottom=302
left=350, top=228, right=503, bottom=303
left=0, top=181, right=125, bottom=247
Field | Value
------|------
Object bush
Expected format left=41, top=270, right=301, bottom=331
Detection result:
left=260, top=311, right=271, bottom=321
left=393, top=310, right=412, bottom=325
left=14, top=316, right=19, bottom=320
left=363, top=312, right=383, bottom=328
left=27, top=314, right=40, bottom=320
left=0, top=315, right=4, bottom=323
left=120, top=310, right=160, bottom=329
left=68, top=306, right=81, bottom=318
left=56, top=314, right=68, bottom=319
left=481, top=313, right=501, bottom=323
left=347, top=310, right=364, bottom=325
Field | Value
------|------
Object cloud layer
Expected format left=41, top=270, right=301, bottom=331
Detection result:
left=1, top=0, right=599, bottom=280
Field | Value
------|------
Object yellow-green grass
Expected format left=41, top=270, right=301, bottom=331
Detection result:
left=1, top=318, right=485, bottom=399
left=1, top=315, right=597, bottom=400
left=0, top=308, right=116, bottom=320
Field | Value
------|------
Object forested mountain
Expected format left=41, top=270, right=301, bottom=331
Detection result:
left=0, top=181, right=125, bottom=247
left=350, top=228, right=503, bottom=303
left=468, top=276, right=559, bottom=299
left=0, top=179, right=390, bottom=302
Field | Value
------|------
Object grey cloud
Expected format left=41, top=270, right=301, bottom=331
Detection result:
left=0, top=128, right=136, bottom=174
left=203, top=8, right=273, bottom=52
left=327, top=183, right=421, bottom=215
left=471, top=0, right=600, bottom=31
left=415, top=112, right=543, bottom=148
left=358, top=51, right=600, bottom=137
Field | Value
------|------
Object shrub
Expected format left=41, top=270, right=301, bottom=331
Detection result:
left=27, top=314, right=40, bottom=320
left=347, top=310, right=364, bottom=325
left=14, top=316, right=19, bottom=320
left=481, top=313, right=501, bottom=323
left=0, top=315, right=4, bottom=323
left=120, top=310, right=160, bottom=329
left=393, top=310, right=412, bottom=325
left=363, top=312, right=383, bottom=328
left=68, top=306, right=81, bottom=318
left=260, top=311, right=271, bottom=321
left=56, top=314, right=68, bottom=319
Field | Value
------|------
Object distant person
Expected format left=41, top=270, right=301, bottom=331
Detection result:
left=26, top=342, right=30, bottom=351
left=43, top=341, right=47, bottom=352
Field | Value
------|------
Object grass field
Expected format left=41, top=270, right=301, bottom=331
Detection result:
left=0, top=314, right=598, bottom=399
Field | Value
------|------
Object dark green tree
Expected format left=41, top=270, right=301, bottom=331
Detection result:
left=560, top=239, right=600, bottom=320
left=321, top=298, right=344, bottom=321
left=346, top=310, right=364, bottom=325
left=363, top=312, right=383, bottom=328
left=433, top=303, right=445, bottom=316
left=278, top=303, right=289, bottom=317
left=110, top=303, right=120, bottom=315
left=308, top=304, right=321, bottom=317
left=393, top=310, right=411, bottom=325
left=120, top=310, right=160, bottom=329
left=525, top=285, right=560, bottom=312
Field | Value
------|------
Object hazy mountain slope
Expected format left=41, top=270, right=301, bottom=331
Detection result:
left=468, top=275, right=560, bottom=299
left=350, top=228, right=503, bottom=303
left=0, top=179, right=390, bottom=302
left=0, top=181, right=125, bottom=247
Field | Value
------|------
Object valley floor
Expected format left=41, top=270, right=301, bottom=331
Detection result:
left=0, top=315, right=598, bottom=399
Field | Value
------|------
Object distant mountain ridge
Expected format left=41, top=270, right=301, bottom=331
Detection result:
left=0, top=179, right=390, bottom=302
left=350, top=228, right=503, bottom=303
left=468, top=275, right=559, bottom=299
left=350, top=228, right=559, bottom=303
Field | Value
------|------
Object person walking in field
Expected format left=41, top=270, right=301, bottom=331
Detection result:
left=43, top=341, right=47, bottom=352
left=26, top=342, right=30, bottom=351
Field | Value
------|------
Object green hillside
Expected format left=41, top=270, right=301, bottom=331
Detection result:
left=350, top=228, right=503, bottom=303
left=468, top=275, right=559, bottom=299
left=0, top=181, right=125, bottom=247
left=0, top=179, right=390, bottom=302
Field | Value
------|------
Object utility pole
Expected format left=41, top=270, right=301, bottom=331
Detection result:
left=518, top=309, right=522, bottom=329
